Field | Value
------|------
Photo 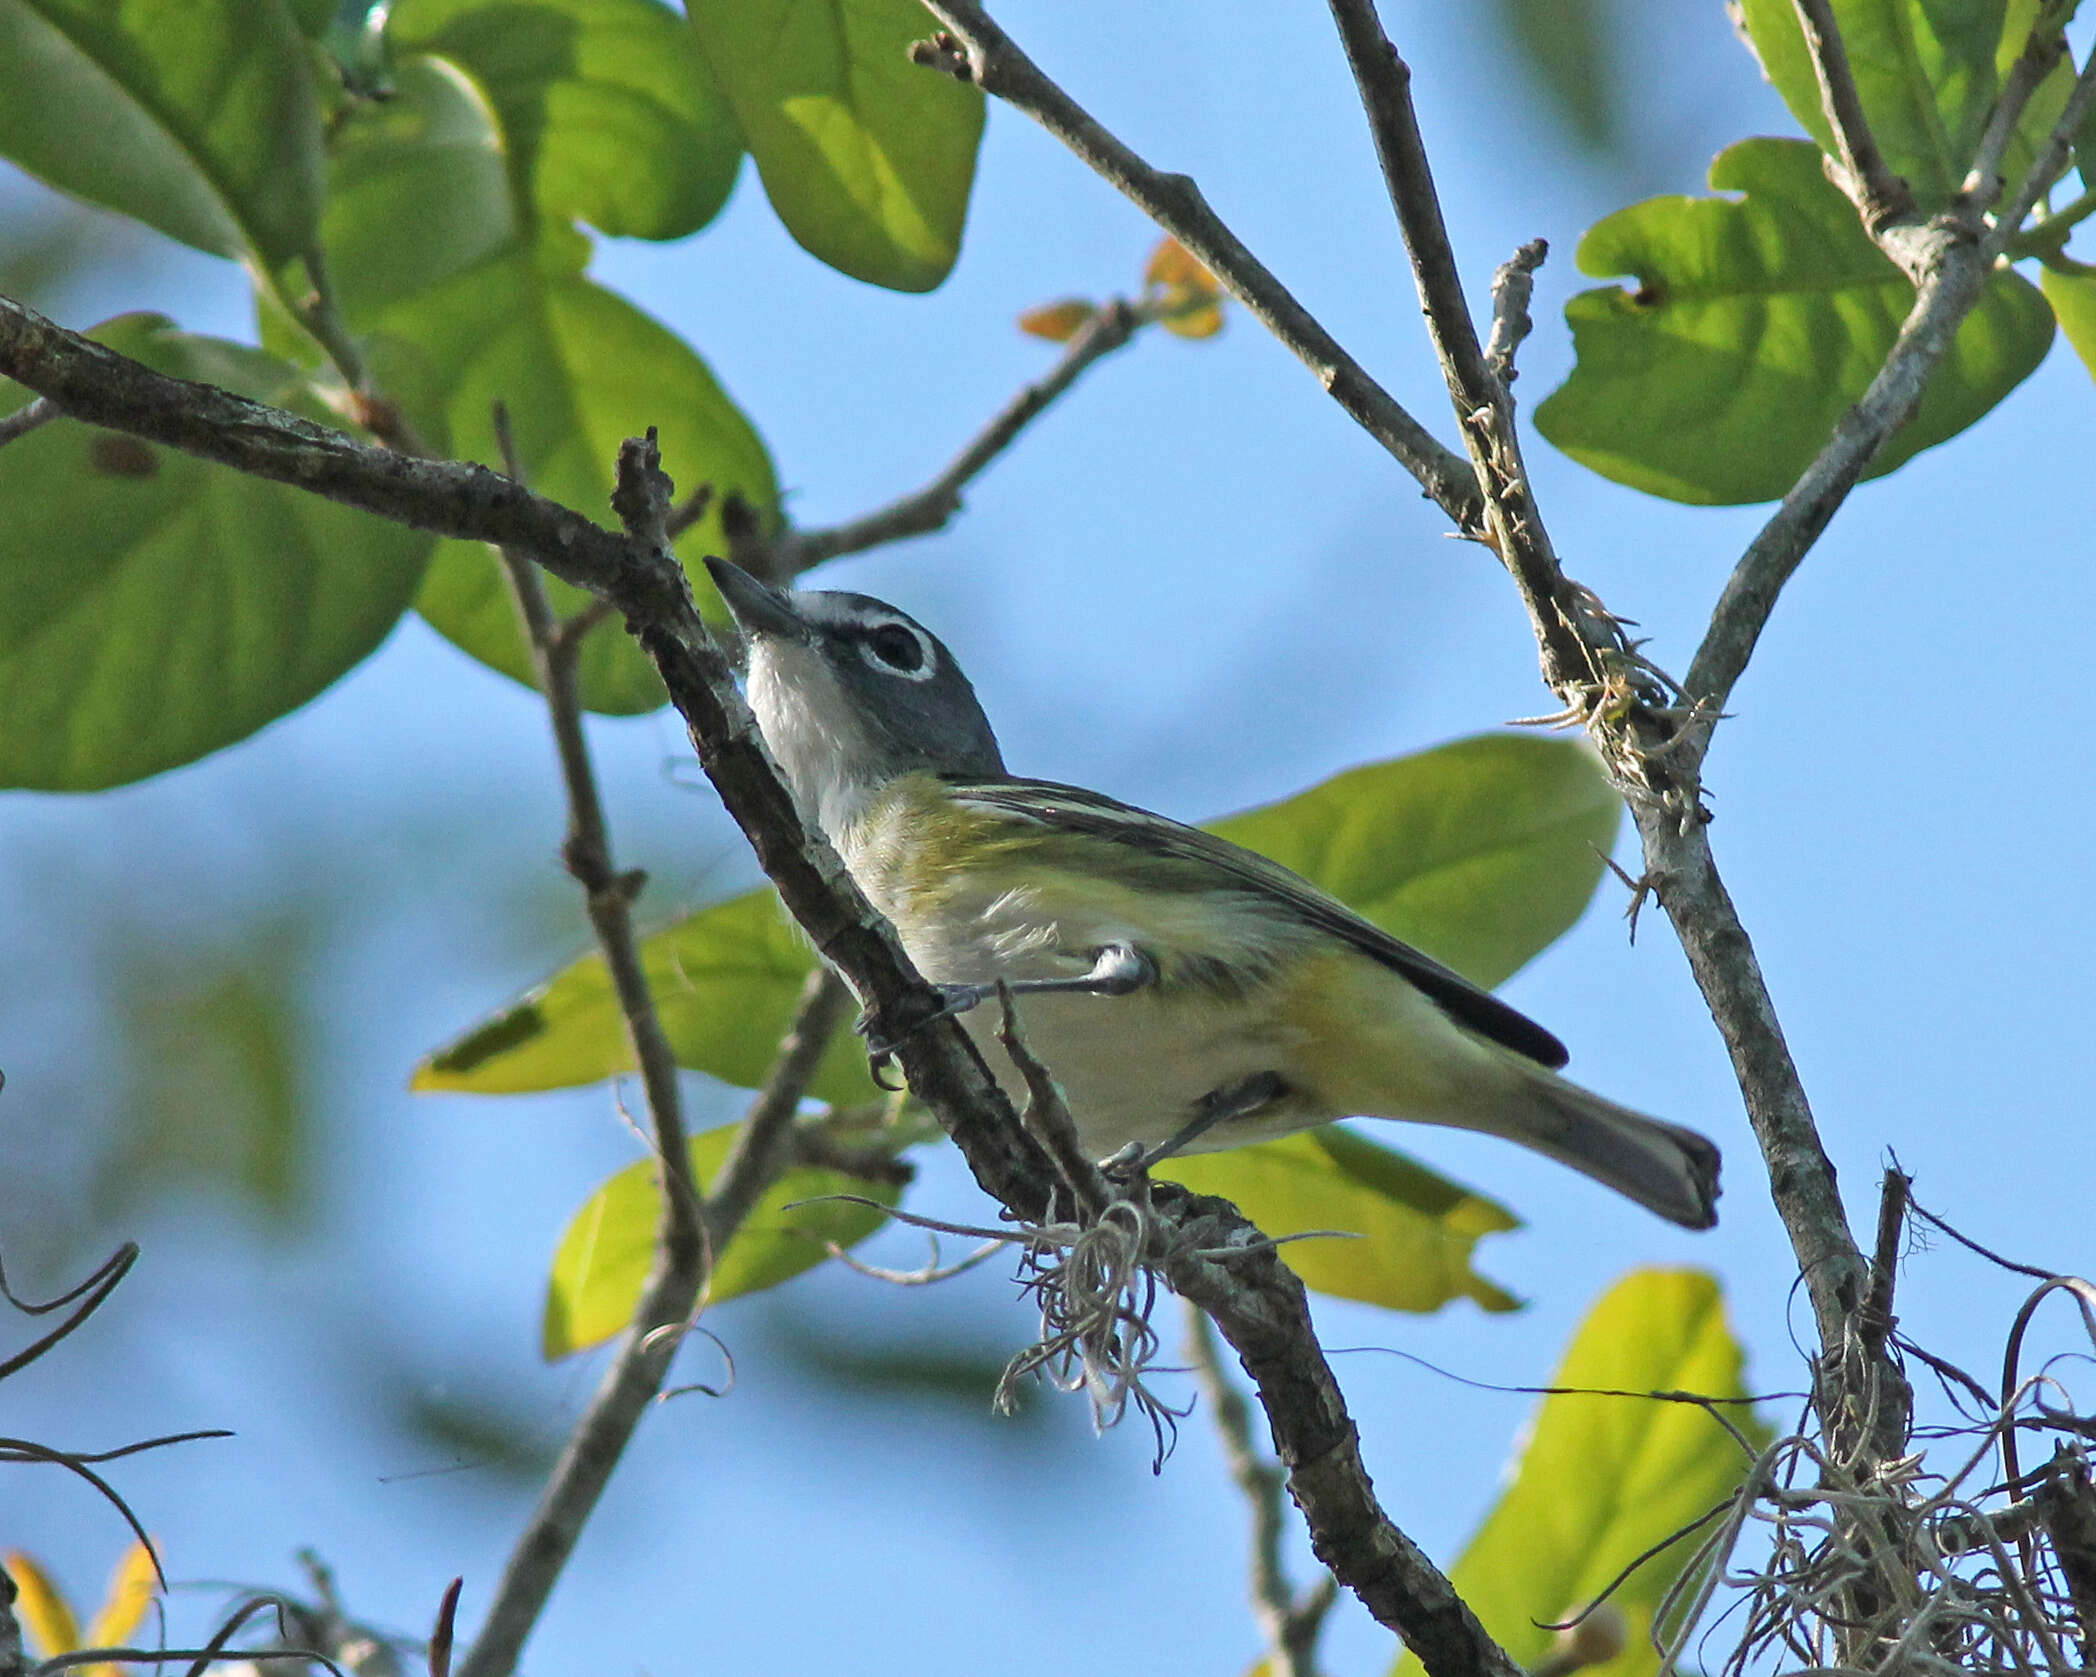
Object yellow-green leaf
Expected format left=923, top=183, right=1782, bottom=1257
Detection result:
left=2042, top=267, right=2096, bottom=383
left=6, top=1550, right=81, bottom=1658
left=1160, top=1127, right=1519, bottom=1314
left=689, top=0, right=983, bottom=291
left=1207, top=733, right=1620, bottom=989
left=415, top=886, right=877, bottom=1103
left=82, top=1540, right=159, bottom=1655
left=1394, top=1269, right=1767, bottom=1677
left=542, top=1120, right=904, bottom=1357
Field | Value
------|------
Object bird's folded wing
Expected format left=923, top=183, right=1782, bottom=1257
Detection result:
left=943, top=776, right=1571, bottom=1070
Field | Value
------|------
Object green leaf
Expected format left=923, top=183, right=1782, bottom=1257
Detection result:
left=0, top=316, right=431, bottom=789
left=1393, top=1269, right=1768, bottom=1677
left=416, top=886, right=879, bottom=1104
left=0, top=0, right=324, bottom=268
left=541, top=1120, right=904, bottom=1357
left=1206, top=733, right=1620, bottom=989
left=1732, top=0, right=2011, bottom=203
left=1160, top=1127, right=1519, bottom=1314
left=1536, top=137, right=2055, bottom=505
left=311, top=57, right=778, bottom=711
left=2042, top=266, right=2096, bottom=382
left=388, top=0, right=744, bottom=241
left=690, top=0, right=984, bottom=291
left=418, top=733, right=1620, bottom=1106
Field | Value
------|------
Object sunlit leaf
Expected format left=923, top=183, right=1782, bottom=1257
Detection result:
left=0, top=0, right=323, bottom=268
left=1392, top=1269, right=1768, bottom=1677
left=389, top=0, right=744, bottom=241
left=1145, top=235, right=1226, bottom=339
left=2042, top=267, right=2096, bottom=382
left=0, top=316, right=431, bottom=789
left=405, top=262, right=778, bottom=712
left=418, top=734, right=1618, bottom=1098
left=1017, top=299, right=1097, bottom=342
left=81, top=1540, right=159, bottom=1654
left=310, top=58, right=777, bottom=712
left=1733, top=0, right=2013, bottom=203
left=1536, top=138, right=2054, bottom=505
left=6, top=1551, right=81, bottom=1659
left=1160, top=1127, right=1519, bottom=1314
left=416, top=886, right=878, bottom=1103
left=1206, top=733, right=1620, bottom=989
left=689, top=0, right=984, bottom=291
left=541, top=1119, right=905, bottom=1357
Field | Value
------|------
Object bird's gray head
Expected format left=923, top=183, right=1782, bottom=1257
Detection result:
left=705, top=558, right=1005, bottom=834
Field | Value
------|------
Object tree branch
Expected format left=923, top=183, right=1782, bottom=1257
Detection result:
left=912, top=3, right=1483, bottom=530
left=0, top=297, right=1525, bottom=1677
left=0, top=395, right=57, bottom=451
left=1686, top=48, right=2096, bottom=723
left=1788, top=0, right=1915, bottom=231
left=1187, top=1301, right=1335, bottom=1677
left=768, top=298, right=1144, bottom=576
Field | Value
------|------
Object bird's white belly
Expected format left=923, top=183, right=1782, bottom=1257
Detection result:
left=949, top=986, right=1312, bottom=1158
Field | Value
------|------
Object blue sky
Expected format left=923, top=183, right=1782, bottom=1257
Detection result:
left=3, top=3, right=2092, bottom=1674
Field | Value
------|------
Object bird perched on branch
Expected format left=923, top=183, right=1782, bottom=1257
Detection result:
left=706, top=558, right=1720, bottom=1229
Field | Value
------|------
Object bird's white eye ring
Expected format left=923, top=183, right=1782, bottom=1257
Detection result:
left=860, top=621, right=935, bottom=680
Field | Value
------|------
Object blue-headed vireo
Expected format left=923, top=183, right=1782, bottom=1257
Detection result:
left=706, top=559, right=1720, bottom=1230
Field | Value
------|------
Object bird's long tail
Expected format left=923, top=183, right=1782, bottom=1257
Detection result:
left=1489, top=1062, right=1721, bottom=1229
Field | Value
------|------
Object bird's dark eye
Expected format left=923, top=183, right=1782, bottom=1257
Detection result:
left=865, top=624, right=926, bottom=672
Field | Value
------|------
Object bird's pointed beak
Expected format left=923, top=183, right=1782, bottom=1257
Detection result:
left=704, top=557, right=807, bottom=642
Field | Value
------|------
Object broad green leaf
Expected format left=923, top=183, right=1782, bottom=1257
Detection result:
left=690, top=0, right=984, bottom=291
left=2042, top=266, right=2096, bottom=381
left=1733, top=0, right=2010, bottom=202
left=1536, top=137, right=2055, bottom=504
left=1394, top=1269, right=1767, bottom=1677
left=406, top=262, right=778, bottom=711
left=310, top=55, right=777, bottom=712
left=542, top=1120, right=903, bottom=1357
left=416, top=886, right=879, bottom=1104
left=1207, top=733, right=1620, bottom=989
left=0, top=0, right=323, bottom=267
left=389, top=0, right=744, bottom=241
left=418, top=734, right=1619, bottom=1103
left=0, top=316, right=431, bottom=789
left=1160, top=1127, right=1519, bottom=1314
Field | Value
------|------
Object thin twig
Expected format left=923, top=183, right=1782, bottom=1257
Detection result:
left=1482, top=240, right=1546, bottom=391
left=1187, top=1302, right=1333, bottom=1677
left=1322, top=0, right=1599, bottom=698
left=771, top=298, right=1144, bottom=576
left=460, top=426, right=707, bottom=1677
left=911, top=5, right=1483, bottom=530
left=1788, top=0, right=1915, bottom=231
left=0, top=395, right=57, bottom=450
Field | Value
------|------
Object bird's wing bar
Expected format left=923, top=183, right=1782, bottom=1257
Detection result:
left=946, top=776, right=1571, bottom=1071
